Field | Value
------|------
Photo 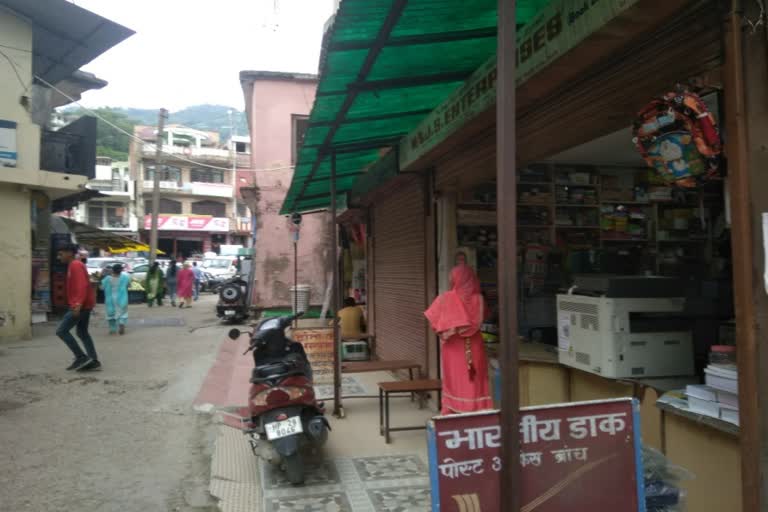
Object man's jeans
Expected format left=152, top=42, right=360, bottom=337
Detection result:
left=194, top=281, right=200, bottom=301
left=56, top=309, right=98, bottom=362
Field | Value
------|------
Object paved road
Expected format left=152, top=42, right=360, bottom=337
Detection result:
left=0, top=294, right=231, bottom=512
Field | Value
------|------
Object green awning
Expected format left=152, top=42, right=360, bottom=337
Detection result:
left=281, top=0, right=552, bottom=214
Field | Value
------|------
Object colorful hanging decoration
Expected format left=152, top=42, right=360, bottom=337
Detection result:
left=632, top=87, right=722, bottom=188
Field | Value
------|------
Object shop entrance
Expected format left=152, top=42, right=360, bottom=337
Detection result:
left=176, top=239, right=203, bottom=259
left=158, top=238, right=175, bottom=258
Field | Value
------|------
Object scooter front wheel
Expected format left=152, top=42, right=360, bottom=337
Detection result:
left=283, top=452, right=304, bottom=485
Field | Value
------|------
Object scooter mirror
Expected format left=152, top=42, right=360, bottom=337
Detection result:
left=227, top=328, right=241, bottom=340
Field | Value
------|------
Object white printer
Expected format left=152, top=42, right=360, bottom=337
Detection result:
left=557, top=275, right=694, bottom=379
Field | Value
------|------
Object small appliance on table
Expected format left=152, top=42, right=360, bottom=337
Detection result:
left=557, top=275, right=694, bottom=379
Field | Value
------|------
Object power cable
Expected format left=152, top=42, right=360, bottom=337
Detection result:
left=0, top=48, right=30, bottom=94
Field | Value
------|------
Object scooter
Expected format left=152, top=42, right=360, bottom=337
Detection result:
left=227, top=312, right=330, bottom=485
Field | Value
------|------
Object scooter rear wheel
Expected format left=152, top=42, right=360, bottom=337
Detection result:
left=283, top=452, right=304, bottom=485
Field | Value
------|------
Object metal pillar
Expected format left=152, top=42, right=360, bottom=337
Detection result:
left=497, top=1, right=520, bottom=511
left=331, top=151, right=343, bottom=417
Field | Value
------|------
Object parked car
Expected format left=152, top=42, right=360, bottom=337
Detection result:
left=202, top=256, right=238, bottom=280
left=200, top=271, right=223, bottom=293
left=129, top=263, right=150, bottom=282
left=86, top=258, right=127, bottom=277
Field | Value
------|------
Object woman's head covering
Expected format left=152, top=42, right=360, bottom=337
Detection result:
left=450, top=264, right=480, bottom=300
left=183, top=261, right=191, bottom=268
left=424, top=265, right=483, bottom=336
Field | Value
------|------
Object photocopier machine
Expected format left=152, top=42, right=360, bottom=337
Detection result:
left=557, top=275, right=694, bottom=379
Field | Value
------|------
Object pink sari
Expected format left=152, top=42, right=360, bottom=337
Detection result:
left=176, top=267, right=194, bottom=298
left=425, top=265, right=493, bottom=415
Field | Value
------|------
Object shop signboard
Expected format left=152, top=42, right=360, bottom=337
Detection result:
left=428, top=398, right=644, bottom=511
left=292, top=328, right=334, bottom=385
left=143, top=214, right=229, bottom=232
left=0, top=120, right=17, bottom=167
left=399, top=0, right=640, bottom=170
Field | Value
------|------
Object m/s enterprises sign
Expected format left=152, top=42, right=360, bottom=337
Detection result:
left=399, top=0, right=639, bottom=169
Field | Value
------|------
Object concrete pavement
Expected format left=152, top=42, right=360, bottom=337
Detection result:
left=0, top=294, right=229, bottom=512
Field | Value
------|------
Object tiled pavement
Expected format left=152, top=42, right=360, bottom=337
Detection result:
left=261, top=455, right=430, bottom=511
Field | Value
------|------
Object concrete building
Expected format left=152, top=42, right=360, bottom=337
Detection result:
left=131, top=125, right=240, bottom=257
left=73, top=158, right=139, bottom=236
left=239, top=71, right=331, bottom=309
left=0, top=0, right=132, bottom=339
left=229, top=134, right=254, bottom=239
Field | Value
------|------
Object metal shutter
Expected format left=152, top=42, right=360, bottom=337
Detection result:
left=372, top=179, right=427, bottom=367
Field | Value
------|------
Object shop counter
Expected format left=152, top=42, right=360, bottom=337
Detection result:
left=488, top=343, right=741, bottom=512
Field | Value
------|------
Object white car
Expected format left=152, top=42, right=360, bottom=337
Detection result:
left=85, top=258, right=127, bottom=276
left=202, top=257, right=237, bottom=279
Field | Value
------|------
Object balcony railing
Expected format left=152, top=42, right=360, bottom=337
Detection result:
left=142, top=180, right=233, bottom=197
left=87, top=179, right=130, bottom=194
left=236, top=153, right=252, bottom=168
left=141, top=143, right=233, bottom=163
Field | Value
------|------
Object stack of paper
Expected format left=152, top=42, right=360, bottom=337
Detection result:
left=685, top=376, right=739, bottom=426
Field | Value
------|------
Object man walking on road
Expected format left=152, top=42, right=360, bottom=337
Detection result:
left=192, top=261, right=203, bottom=301
left=56, top=244, right=101, bottom=371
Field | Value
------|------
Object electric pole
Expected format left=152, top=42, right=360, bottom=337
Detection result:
left=149, top=108, right=168, bottom=264
left=229, top=110, right=238, bottom=242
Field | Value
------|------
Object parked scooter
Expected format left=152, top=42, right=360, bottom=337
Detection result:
left=227, top=312, right=330, bottom=485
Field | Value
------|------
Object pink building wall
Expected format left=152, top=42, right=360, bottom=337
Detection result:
left=241, top=73, right=332, bottom=309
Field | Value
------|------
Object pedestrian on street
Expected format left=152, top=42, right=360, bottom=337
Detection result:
left=144, top=262, right=165, bottom=307
left=424, top=263, right=492, bottom=415
left=192, top=261, right=203, bottom=301
left=177, top=262, right=194, bottom=308
left=56, top=244, right=101, bottom=372
left=166, top=257, right=179, bottom=307
left=102, top=263, right=130, bottom=335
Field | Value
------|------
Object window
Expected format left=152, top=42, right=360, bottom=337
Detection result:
left=291, top=115, right=309, bottom=164
left=190, top=168, right=224, bottom=183
left=192, top=200, right=226, bottom=217
left=87, top=201, right=128, bottom=228
left=145, top=164, right=181, bottom=182
left=235, top=141, right=248, bottom=153
left=145, top=198, right=182, bottom=215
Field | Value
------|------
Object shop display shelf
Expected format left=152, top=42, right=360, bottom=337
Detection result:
left=554, top=182, right=599, bottom=187
left=555, top=204, right=600, bottom=208
left=517, top=181, right=552, bottom=186
left=518, top=224, right=551, bottom=229
left=555, top=225, right=600, bottom=229
left=601, top=200, right=651, bottom=205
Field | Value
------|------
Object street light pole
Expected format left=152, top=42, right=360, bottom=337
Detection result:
left=229, top=110, right=239, bottom=242
left=149, top=108, right=168, bottom=265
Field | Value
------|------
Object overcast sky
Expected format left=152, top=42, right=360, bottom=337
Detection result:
left=73, top=0, right=335, bottom=111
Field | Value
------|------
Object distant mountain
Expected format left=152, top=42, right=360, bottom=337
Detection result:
left=113, top=105, right=249, bottom=140
left=58, top=104, right=249, bottom=161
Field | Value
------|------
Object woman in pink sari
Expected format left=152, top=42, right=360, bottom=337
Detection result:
left=425, top=264, right=493, bottom=415
left=176, top=262, right=195, bottom=308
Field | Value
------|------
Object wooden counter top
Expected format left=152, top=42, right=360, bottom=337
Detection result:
left=486, top=341, right=559, bottom=365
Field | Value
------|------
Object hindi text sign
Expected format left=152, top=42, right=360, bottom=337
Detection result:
left=428, top=398, right=643, bottom=511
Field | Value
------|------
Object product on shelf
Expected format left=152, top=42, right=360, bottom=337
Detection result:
left=643, top=445, right=694, bottom=511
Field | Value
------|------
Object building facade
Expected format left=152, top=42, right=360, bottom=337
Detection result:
left=130, top=125, right=240, bottom=258
left=239, top=71, right=331, bottom=309
left=0, top=1, right=132, bottom=339
left=73, top=158, right=139, bottom=236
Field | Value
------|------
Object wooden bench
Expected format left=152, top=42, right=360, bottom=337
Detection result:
left=378, top=379, right=442, bottom=444
left=342, top=360, right=422, bottom=381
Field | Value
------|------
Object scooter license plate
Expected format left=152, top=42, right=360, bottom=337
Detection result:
left=224, top=310, right=236, bottom=316
left=265, top=416, right=303, bottom=440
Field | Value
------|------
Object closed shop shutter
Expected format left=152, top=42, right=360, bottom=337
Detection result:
left=372, top=179, right=427, bottom=367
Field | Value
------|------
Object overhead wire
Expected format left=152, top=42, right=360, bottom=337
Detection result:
left=34, top=74, right=292, bottom=173
left=0, top=47, right=30, bottom=94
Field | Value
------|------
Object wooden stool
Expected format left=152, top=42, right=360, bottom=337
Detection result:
left=378, top=379, right=442, bottom=444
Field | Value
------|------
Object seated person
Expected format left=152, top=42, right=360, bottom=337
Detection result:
left=334, top=297, right=367, bottom=339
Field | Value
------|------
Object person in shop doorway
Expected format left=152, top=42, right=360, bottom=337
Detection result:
left=192, top=261, right=203, bottom=301
left=55, top=244, right=101, bottom=372
left=177, top=262, right=195, bottom=308
left=166, top=257, right=179, bottom=307
left=333, top=297, right=367, bottom=339
left=102, top=264, right=130, bottom=335
left=145, top=262, right=165, bottom=307
left=425, top=264, right=492, bottom=415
